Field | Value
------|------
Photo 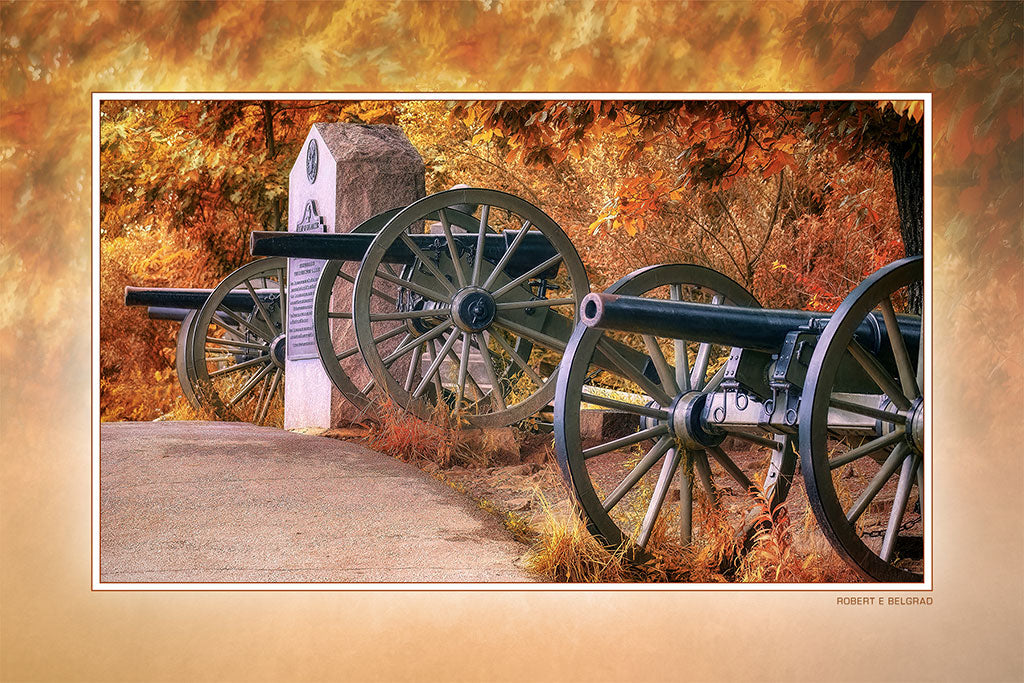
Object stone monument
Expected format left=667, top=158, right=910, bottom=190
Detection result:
left=284, top=123, right=425, bottom=429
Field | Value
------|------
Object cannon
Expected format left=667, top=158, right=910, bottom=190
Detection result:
left=251, top=187, right=662, bottom=429
left=124, top=261, right=287, bottom=426
left=554, top=257, right=925, bottom=582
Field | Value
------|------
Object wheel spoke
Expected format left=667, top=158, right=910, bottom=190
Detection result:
left=243, top=279, right=277, bottom=335
left=642, top=335, right=679, bottom=395
left=475, top=332, right=506, bottom=412
left=690, top=295, right=722, bottom=389
left=638, top=446, right=682, bottom=547
left=381, top=321, right=452, bottom=367
left=601, top=436, right=674, bottom=511
left=829, top=428, right=906, bottom=469
left=215, top=305, right=274, bottom=343
left=256, top=368, right=282, bottom=425
left=455, top=332, right=472, bottom=409
left=373, top=268, right=450, bottom=303
left=398, top=232, right=456, bottom=295
left=595, top=338, right=673, bottom=406
left=847, top=442, right=910, bottom=525
left=437, top=208, right=467, bottom=288
left=470, top=204, right=490, bottom=286
left=879, top=297, right=919, bottom=400
left=338, top=325, right=406, bottom=361
left=202, top=355, right=236, bottom=363
left=679, top=450, right=694, bottom=546
left=441, top=335, right=486, bottom=404
left=333, top=267, right=397, bottom=306
left=404, top=343, right=424, bottom=392
left=253, top=369, right=271, bottom=421
left=426, top=339, right=445, bottom=400
left=669, top=284, right=692, bottom=392
left=491, top=253, right=564, bottom=300
left=690, top=342, right=714, bottom=390
left=582, top=424, right=670, bottom=460
left=579, top=392, right=668, bottom=420
left=327, top=311, right=352, bottom=319
left=707, top=445, right=754, bottom=492
left=209, top=354, right=270, bottom=378
left=494, top=296, right=575, bottom=311
left=847, top=339, right=912, bottom=411
left=486, top=329, right=543, bottom=387
left=494, top=315, right=567, bottom=353
left=369, top=307, right=451, bottom=322
left=700, top=364, right=728, bottom=395
left=205, top=336, right=268, bottom=352
left=881, top=454, right=919, bottom=561
left=693, top=450, right=717, bottom=502
left=482, top=220, right=532, bottom=290
left=413, top=329, right=461, bottom=398
left=226, top=362, right=274, bottom=407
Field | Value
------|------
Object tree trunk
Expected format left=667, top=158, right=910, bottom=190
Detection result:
left=262, top=102, right=283, bottom=230
left=888, top=136, right=924, bottom=311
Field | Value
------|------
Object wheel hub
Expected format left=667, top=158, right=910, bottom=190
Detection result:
left=451, top=287, right=496, bottom=332
left=668, top=391, right=724, bottom=449
left=270, top=334, right=287, bottom=369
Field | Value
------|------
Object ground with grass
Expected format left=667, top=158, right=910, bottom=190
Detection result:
left=316, top=406, right=864, bottom=584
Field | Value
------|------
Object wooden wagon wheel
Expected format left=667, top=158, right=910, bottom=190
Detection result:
left=799, top=256, right=925, bottom=582
left=186, top=257, right=287, bottom=426
left=311, top=205, right=534, bottom=420
left=352, top=188, right=589, bottom=428
left=554, top=264, right=797, bottom=558
left=175, top=309, right=202, bottom=411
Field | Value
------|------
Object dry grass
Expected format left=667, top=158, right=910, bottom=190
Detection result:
left=364, top=399, right=488, bottom=469
left=524, top=480, right=861, bottom=584
left=525, top=491, right=641, bottom=582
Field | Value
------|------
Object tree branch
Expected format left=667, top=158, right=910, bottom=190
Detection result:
left=849, top=2, right=923, bottom=85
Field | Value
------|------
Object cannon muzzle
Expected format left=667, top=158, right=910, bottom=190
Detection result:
left=250, top=230, right=561, bottom=279
left=580, top=292, right=920, bottom=356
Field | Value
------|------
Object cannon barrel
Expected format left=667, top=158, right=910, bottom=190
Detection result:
left=580, top=292, right=920, bottom=356
left=125, top=286, right=277, bottom=311
left=249, top=230, right=560, bottom=278
left=146, top=306, right=192, bottom=322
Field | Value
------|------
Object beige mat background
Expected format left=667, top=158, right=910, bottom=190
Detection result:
left=2, top=3, right=1021, bottom=680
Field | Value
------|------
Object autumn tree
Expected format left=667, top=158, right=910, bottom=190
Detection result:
left=99, top=99, right=399, bottom=419
left=453, top=99, right=922, bottom=309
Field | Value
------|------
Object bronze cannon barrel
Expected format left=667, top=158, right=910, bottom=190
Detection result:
left=579, top=292, right=920, bottom=356
left=249, top=229, right=561, bottom=279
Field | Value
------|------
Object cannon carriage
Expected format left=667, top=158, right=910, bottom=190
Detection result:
left=251, top=187, right=657, bottom=428
left=553, top=257, right=925, bottom=582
